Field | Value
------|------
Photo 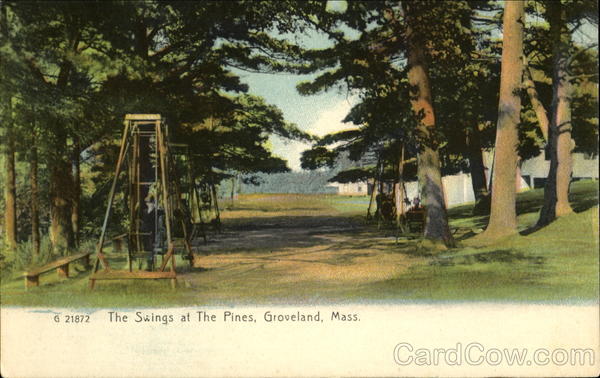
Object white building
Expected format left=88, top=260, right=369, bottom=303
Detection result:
left=327, top=181, right=369, bottom=195
left=520, top=151, right=598, bottom=188
left=330, top=150, right=598, bottom=206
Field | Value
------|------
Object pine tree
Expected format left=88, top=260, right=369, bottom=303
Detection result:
left=479, top=0, right=525, bottom=239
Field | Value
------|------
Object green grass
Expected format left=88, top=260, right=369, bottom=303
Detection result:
left=220, top=193, right=370, bottom=216
left=355, top=206, right=599, bottom=302
left=1, top=181, right=598, bottom=307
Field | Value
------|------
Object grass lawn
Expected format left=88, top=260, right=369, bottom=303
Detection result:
left=1, top=181, right=598, bottom=307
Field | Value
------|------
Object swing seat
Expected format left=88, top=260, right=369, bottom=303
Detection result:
left=406, top=208, right=425, bottom=233
left=89, top=270, right=177, bottom=289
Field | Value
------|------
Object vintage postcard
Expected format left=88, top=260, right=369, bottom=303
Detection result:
left=1, top=1, right=598, bottom=376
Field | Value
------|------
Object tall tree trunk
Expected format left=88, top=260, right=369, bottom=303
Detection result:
left=2, top=98, right=17, bottom=251
left=404, top=3, right=454, bottom=247
left=377, top=160, right=384, bottom=229
left=394, top=144, right=406, bottom=228
left=467, top=128, right=488, bottom=201
left=538, top=2, right=574, bottom=226
left=135, top=16, right=149, bottom=59
left=50, top=156, right=75, bottom=254
left=1, top=4, right=16, bottom=251
left=30, top=133, right=40, bottom=256
left=467, top=126, right=490, bottom=215
left=480, top=1, right=524, bottom=239
left=48, top=46, right=77, bottom=253
left=208, top=172, right=221, bottom=232
left=211, top=183, right=221, bottom=231
left=71, top=142, right=81, bottom=247
left=375, top=155, right=384, bottom=221
left=366, top=176, right=378, bottom=220
left=230, top=176, right=235, bottom=206
left=378, top=158, right=384, bottom=195
left=523, top=60, right=550, bottom=141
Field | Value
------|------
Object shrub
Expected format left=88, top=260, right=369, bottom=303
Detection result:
left=0, top=242, right=15, bottom=278
left=0, top=237, right=56, bottom=278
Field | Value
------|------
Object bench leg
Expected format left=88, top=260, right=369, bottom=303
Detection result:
left=82, top=254, right=91, bottom=269
left=170, top=278, right=177, bottom=289
left=114, top=239, right=123, bottom=253
left=25, top=275, right=39, bottom=288
left=57, top=264, right=69, bottom=278
left=89, top=278, right=96, bottom=290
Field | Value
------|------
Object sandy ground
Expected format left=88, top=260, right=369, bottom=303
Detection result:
left=180, top=214, right=420, bottom=293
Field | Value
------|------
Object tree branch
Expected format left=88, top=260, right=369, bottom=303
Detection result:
left=567, top=43, right=598, bottom=66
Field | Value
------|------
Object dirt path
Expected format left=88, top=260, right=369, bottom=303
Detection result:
left=180, top=214, right=421, bottom=298
left=192, top=215, right=364, bottom=253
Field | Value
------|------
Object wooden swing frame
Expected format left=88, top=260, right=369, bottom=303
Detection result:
left=89, top=114, right=194, bottom=289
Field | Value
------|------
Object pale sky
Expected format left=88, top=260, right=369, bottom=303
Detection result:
left=228, top=0, right=363, bottom=171
left=235, top=69, right=357, bottom=171
left=231, top=20, right=358, bottom=171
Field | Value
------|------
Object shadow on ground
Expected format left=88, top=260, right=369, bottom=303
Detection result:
left=429, top=249, right=546, bottom=267
left=193, top=215, right=366, bottom=255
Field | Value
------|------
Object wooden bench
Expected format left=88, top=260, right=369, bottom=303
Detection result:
left=24, top=252, right=92, bottom=288
left=89, top=270, right=177, bottom=289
